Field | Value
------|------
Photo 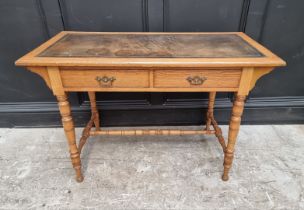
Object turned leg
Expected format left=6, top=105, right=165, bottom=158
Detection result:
left=88, top=91, right=100, bottom=131
left=222, top=94, right=246, bottom=181
left=205, top=92, right=216, bottom=130
left=56, top=94, right=83, bottom=182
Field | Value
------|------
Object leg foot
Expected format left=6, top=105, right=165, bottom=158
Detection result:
left=76, top=176, right=84, bottom=183
left=75, top=167, right=84, bottom=182
left=222, top=174, right=229, bottom=181
left=222, top=149, right=233, bottom=181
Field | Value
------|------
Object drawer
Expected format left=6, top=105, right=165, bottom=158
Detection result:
left=154, top=69, right=242, bottom=88
left=60, top=69, right=149, bottom=88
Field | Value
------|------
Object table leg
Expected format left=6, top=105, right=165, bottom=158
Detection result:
left=56, top=93, right=83, bottom=182
left=205, top=92, right=216, bottom=130
left=222, top=94, right=246, bottom=181
left=88, top=91, right=100, bottom=131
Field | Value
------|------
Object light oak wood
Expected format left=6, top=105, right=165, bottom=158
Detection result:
left=205, top=92, right=226, bottom=152
left=63, top=87, right=239, bottom=92
left=47, top=67, right=83, bottom=182
left=211, top=115, right=226, bottom=152
left=56, top=94, right=83, bottom=182
left=15, top=31, right=286, bottom=182
left=61, top=69, right=149, bottom=88
left=88, top=91, right=100, bottom=131
left=154, top=69, right=241, bottom=88
left=78, top=114, right=94, bottom=155
left=222, top=95, right=246, bottom=181
left=28, top=67, right=51, bottom=89
left=238, top=67, right=255, bottom=95
left=90, top=129, right=215, bottom=136
left=249, top=67, right=274, bottom=90
left=220, top=67, right=255, bottom=181
left=47, top=67, right=65, bottom=95
left=205, top=92, right=216, bottom=131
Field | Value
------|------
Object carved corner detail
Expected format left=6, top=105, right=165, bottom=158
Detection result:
left=250, top=68, right=274, bottom=91
left=27, top=67, right=51, bottom=89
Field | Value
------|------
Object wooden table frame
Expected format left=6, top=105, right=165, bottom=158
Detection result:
left=16, top=31, right=286, bottom=182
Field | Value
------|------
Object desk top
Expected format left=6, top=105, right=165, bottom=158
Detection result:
left=38, top=33, right=263, bottom=58
left=16, top=31, right=286, bottom=68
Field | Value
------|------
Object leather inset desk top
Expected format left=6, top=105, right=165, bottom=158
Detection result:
left=38, top=34, right=264, bottom=58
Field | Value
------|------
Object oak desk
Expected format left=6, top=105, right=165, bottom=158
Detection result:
left=16, top=31, right=285, bottom=182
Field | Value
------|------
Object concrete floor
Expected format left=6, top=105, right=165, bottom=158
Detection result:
left=0, top=125, right=303, bottom=209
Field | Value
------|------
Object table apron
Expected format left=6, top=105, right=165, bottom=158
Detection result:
left=59, top=68, right=243, bottom=92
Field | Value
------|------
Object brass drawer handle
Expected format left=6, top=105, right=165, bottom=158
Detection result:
left=186, top=76, right=207, bottom=85
left=95, top=76, right=116, bottom=87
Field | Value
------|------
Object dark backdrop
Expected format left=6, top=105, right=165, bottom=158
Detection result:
left=0, top=0, right=303, bottom=127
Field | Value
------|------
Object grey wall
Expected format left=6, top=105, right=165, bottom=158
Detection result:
left=0, top=0, right=303, bottom=127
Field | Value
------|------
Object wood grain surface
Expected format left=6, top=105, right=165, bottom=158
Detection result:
left=60, top=69, right=150, bottom=88
left=154, top=69, right=241, bottom=88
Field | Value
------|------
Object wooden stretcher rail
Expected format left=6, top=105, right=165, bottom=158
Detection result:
left=90, top=129, right=215, bottom=136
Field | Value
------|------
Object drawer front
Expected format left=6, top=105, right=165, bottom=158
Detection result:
left=61, top=70, right=149, bottom=88
left=154, top=69, right=242, bottom=88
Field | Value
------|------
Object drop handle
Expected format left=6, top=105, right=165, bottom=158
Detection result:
left=95, top=76, right=116, bottom=87
left=186, top=76, right=207, bottom=85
